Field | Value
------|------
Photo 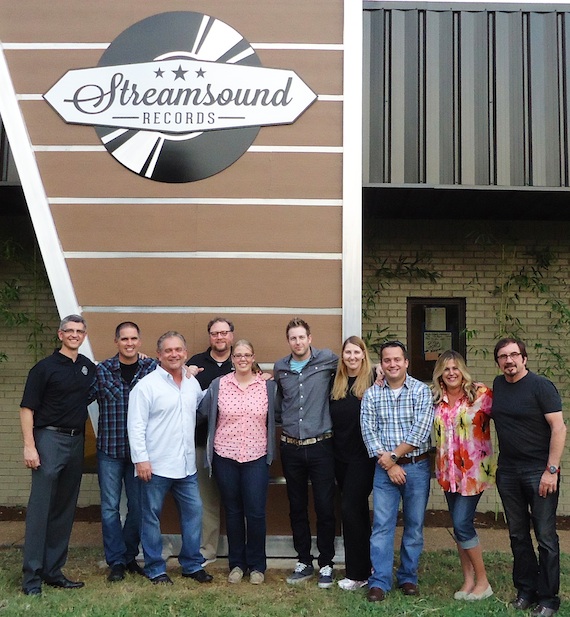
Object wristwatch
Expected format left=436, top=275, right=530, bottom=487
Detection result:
left=548, top=465, right=559, bottom=474
left=389, top=452, right=399, bottom=463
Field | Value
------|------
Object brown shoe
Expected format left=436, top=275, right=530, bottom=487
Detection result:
left=367, top=587, right=386, bottom=602
left=399, top=582, right=419, bottom=596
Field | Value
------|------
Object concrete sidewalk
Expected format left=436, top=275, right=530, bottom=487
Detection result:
left=2, top=520, right=570, bottom=557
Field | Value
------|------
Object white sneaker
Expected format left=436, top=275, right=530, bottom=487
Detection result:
left=318, top=565, right=334, bottom=589
left=338, top=577, right=368, bottom=591
left=228, top=567, right=244, bottom=584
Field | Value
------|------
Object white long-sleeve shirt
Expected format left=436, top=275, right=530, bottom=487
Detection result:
left=128, top=366, right=204, bottom=479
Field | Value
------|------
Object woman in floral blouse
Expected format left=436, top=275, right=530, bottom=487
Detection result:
left=432, top=350, right=495, bottom=602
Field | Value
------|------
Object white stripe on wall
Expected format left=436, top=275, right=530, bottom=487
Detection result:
left=63, top=251, right=342, bottom=260
left=82, top=306, right=342, bottom=314
left=49, top=197, right=342, bottom=206
left=2, top=42, right=343, bottom=51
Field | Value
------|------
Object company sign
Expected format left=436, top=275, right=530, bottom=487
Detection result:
left=44, top=12, right=317, bottom=183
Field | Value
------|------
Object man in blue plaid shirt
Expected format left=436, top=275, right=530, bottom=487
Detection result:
left=95, top=322, right=157, bottom=582
left=360, top=341, right=434, bottom=603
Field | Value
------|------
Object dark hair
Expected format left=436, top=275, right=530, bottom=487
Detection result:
left=114, top=321, right=141, bottom=340
left=380, top=340, right=408, bottom=361
left=157, top=331, right=187, bottom=351
left=286, top=317, right=311, bottom=337
left=59, top=314, right=86, bottom=330
left=207, top=317, right=234, bottom=334
left=493, top=337, right=527, bottom=363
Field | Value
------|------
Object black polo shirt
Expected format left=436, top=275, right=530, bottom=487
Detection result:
left=20, top=350, right=96, bottom=431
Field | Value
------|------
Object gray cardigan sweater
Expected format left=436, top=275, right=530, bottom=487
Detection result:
left=197, top=375, right=278, bottom=472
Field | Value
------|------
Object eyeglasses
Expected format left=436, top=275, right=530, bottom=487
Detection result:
left=210, top=330, right=231, bottom=337
left=233, top=353, right=253, bottom=360
left=61, top=328, right=86, bottom=335
left=497, top=351, right=522, bottom=361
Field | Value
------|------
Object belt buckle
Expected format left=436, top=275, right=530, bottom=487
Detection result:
left=305, top=437, right=317, bottom=445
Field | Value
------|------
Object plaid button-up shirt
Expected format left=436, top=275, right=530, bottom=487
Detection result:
left=95, top=354, right=157, bottom=459
left=360, top=374, right=434, bottom=459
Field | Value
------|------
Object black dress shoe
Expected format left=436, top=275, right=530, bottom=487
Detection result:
left=367, top=587, right=386, bottom=602
left=531, top=605, right=557, bottom=617
left=107, top=563, right=126, bottom=582
left=126, top=560, right=145, bottom=576
left=150, top=573, right=173, bottom=585
left=22, top=587, right=42, bottom=596
left=511, top=596, right=536, bottom=611
left=182, top=569, right=213, bottom=583
left=44, top=577, right=85, bottom=589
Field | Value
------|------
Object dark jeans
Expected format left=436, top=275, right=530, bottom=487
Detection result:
left=280, top=439, right=336, bottom=567
left=97, top=449, right=141, bottom=567
left=335, top=456, right=375, bottom=581
left=496, top=466, right=560, bottom=610
left=213, top=453, right=269, bottom=573
left=444, top=491, right=483, bottom=549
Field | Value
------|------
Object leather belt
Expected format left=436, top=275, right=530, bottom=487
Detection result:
left=397, top=452, right=430, bottom=465
left=281, top=432, right=333, bottom=447
left=43, top=425, right=82, bottom=436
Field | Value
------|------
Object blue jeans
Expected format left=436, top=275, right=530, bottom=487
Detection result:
left=369, top=458, right=430, bottom=591
left=140, top=473, right=203, bottom=580
left=280, top=439, right=336, bottom=567
left=496, top=466, right=560, bottom=611
left=444, top=491, right=482, bottom=549
left=97, top=449, right=141, bottom=566
left=213, top=453, right=269, bottom=573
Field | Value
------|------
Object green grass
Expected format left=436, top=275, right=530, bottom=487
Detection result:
left=0, top=549, right=568, bottom=616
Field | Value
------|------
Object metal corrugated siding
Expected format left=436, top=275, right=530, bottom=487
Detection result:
left=364, top=5, right=570, bottom=188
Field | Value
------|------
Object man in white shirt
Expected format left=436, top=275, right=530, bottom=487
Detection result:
left=128, top=331, right=213, bottom=585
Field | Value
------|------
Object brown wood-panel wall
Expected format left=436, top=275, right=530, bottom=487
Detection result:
left=0, top=0, right=345, bottom=363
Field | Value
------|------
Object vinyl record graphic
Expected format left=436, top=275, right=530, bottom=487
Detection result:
left=95, top=12, right=261, bottom=183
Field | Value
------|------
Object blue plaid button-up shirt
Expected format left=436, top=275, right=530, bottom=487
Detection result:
left=95, top=354, right=157, bottom=459
left=360, top=374, right=434, bottom=459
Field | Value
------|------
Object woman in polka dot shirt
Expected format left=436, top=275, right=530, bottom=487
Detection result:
left=198, top=340, right=277, bottom=585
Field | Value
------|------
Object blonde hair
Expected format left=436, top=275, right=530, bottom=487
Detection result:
left=331, top=336, right=373, bottom=400
left=232, top=339, right=261, bottom=374
left=432, top=349, right=477, bottom=404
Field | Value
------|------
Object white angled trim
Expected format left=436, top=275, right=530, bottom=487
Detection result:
left=82, top=306, right=342, bottom=315
left=49, top=197, right=343, bottom=206
left=0, top=47, right=93, bottom=358
left=342, top=0, right=364, bottom=338
left=63, top=251, right=342, bottom=260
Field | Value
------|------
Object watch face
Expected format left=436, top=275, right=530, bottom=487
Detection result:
left=549, top=465, right=559, bottom=474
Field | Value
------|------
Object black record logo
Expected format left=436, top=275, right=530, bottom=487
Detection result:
left=95, top=12, right=261, bottom=183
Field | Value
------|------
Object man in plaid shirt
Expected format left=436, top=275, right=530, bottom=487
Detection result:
left=360, top=341, right=434, bottom=603
left=95, top=322, right=157, bottom=582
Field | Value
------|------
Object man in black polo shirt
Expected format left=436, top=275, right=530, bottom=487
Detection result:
left=19, top=314, right=96, bottom=596
left=186, top=317, right=234, bottom=564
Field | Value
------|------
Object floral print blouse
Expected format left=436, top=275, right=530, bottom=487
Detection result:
left=434, top=383, right=495, bottom=496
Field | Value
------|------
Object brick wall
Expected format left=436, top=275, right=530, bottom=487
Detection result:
left=0, top=218, right=100, bottom=507
left=363, top=218, right=570, bottom=515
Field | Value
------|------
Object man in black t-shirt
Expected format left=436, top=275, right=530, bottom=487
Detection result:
left=492, top=337, right=566, bottom=617
left=186, top=317, right=235, bottom=564
left=19, top=314, right=96, bottom=596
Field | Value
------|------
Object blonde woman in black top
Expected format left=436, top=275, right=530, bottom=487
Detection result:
left=330, top=336, right=375, bottom=590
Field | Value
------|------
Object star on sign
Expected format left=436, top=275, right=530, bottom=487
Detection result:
left=172, top=65, right=188, bottom=80
left=196, top=68, right=206, bottom=78
left=154, top=68, right=164, bottom=78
